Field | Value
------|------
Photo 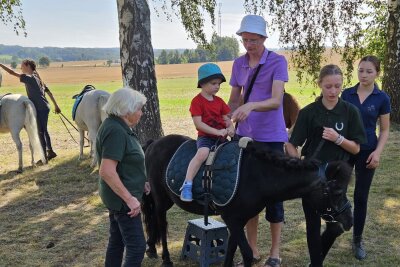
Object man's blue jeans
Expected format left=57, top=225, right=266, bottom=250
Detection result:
left=105, top=210, right=146, bottom=267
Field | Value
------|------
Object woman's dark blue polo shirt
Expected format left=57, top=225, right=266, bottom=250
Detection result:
left=342, top=83, right=391, bottom=150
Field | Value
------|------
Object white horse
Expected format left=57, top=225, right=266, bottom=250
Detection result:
left=0, top=94, right=47, bottom=172
left=74, top=89, right=110, bottom=167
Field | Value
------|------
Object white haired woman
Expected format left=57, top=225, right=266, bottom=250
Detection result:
left=96, top=87, right=150, bottom=267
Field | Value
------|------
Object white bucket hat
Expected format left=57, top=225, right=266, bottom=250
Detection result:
left=236, top=15, right=268, bottom=37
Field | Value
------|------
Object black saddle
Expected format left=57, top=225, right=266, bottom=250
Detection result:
left=72, top=84, right=95, bottom=99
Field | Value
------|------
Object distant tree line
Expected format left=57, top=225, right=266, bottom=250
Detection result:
left=0, top=44, right=120, bottom=63
left=156, top=35, right=239, bottom=64
left=0, top=34, right=239, bottom=66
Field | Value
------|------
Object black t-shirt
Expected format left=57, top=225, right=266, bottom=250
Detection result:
left=290, top=98, right=366, bottom=163
left=20, top=74, right=50, bottom=111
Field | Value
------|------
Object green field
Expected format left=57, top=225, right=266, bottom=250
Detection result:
left=0, top=72, right=399, bottom=267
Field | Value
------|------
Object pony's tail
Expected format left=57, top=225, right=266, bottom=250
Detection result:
left=283, top=92, right=300, bottom=131
left=141, top=139, right=161, bottom=245
left=24, top=100, right=46, bottom=163
left=98, top=94, right=109, bottom=122
left=141, top=191, right=161, bottom=245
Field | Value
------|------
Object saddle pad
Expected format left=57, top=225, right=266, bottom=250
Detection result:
left=72, top=94, right=84, bottom=121
left=166, top=140, right=242, bottom=206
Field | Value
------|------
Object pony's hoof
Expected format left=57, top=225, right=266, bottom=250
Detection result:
left=36, top=159, right=47, bottom=166
left=16, top=168, right=23, bottom=174
left=146, top=250, right=158, bottom=259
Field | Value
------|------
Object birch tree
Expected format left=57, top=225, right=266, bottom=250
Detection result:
left=382, top=0, right=400, bottom=122
left=116, top=0, right=163, bottom=143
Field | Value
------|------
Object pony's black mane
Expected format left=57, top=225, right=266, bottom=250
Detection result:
left=246, top=144, right=320, bottom=170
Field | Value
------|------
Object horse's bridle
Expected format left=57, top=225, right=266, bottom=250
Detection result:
left=318, top=163, right=352, bottom=223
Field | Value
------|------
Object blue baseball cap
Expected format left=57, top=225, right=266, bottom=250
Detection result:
left=197, top=63, right=226, bottom=88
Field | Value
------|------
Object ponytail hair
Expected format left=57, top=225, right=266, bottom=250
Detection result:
left=22, top=59, right=46, bottom=89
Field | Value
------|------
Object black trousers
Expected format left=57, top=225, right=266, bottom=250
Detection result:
left=302, top=198, right=345, bottom=267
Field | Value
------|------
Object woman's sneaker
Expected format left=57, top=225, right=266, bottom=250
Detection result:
left=180, top=182, right=193, bottom=202
left=352, top=236, right=366, bottom=260
left=47, top=150, right=57, bottom=160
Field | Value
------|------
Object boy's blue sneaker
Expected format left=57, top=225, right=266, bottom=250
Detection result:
left=180, top=182, right=193, bottom=202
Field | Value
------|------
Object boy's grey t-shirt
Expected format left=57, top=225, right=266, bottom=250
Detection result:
left=20, top=74, right=50, bottom=111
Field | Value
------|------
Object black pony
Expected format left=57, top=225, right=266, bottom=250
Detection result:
left=142, top=134, right=353, bottom=267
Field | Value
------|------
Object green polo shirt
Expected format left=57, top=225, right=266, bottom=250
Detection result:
left=96, top=115, right=147, bottom=211
left=290, top=98, right=366, bottom=163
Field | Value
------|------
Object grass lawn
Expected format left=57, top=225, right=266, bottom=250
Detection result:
left=0, top=64, right=399, bottom=267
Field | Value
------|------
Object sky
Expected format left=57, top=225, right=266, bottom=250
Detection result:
left=0, top=0, right=281, bottom=52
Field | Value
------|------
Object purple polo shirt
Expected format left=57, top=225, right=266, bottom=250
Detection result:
left=229, top=48, right=289, bottom=142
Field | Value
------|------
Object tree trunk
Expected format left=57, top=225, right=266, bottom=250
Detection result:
left=116, top=0, right=164, bottom=143
left=383, top=0, right=400, bottom=124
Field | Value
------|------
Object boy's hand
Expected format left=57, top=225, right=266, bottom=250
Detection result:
left=227, top=126, right=235, bottom=137
left=216, top=128, right=228, bottom=137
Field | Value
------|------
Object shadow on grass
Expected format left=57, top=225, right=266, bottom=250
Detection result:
left=0, top=155, right=107, bottom=267
left=1, top=129, right=399, bottom=267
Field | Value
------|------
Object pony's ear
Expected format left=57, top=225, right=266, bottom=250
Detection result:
left=326, top=161, right=352, bottom=187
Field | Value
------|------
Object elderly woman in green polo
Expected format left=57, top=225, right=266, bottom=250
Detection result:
left=96, top=87, right=150, bottom=267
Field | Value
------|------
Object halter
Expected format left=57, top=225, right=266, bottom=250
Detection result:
left=318, top=163, right=352, bottom=223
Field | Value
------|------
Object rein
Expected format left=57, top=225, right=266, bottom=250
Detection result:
left=58, top=112, right=90, bottom=144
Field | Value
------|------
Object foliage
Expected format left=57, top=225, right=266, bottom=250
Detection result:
left=242, top=0, right=366, bottom=84
left=156, top=34, right=239, bottom=64
left=10, top=61, right=17, bottom=69
left=154, top=0, right=217, bottom=48
left=0, top=0, right=26, bottom=36
left=157, top=49, right=168, bottom=64
left=358, top=1, right=387, bottom=64
left=210, top=34, right=240, bottom=61
left=38, top=56, right=50, bottom=67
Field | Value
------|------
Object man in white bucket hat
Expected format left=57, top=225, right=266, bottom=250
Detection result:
left=228, top=14, right=288, bottom=267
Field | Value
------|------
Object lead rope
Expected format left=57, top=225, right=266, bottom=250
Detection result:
left=58, top=112, right=90, bottom=144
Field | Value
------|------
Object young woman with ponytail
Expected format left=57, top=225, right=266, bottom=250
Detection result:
left=0, top=59, right=61, bottom=161
left=341, top=55, right=391, bottom=260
